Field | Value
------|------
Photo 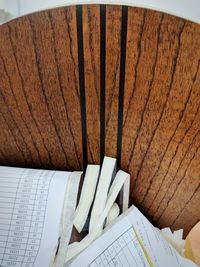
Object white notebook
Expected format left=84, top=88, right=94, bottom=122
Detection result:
left=68, top=206, right=197, bottom=267
left=0, top=166, right=81, bottom=267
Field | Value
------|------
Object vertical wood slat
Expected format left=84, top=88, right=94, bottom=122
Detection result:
left=122, top=9, right=168, bottom=189
left=0, top=5, right=200, bottom=234
left=100, top=5, right=106, bottom=163
left=117, top=6, right=128, bottom=168
left=76, top=6, right=88, bottom=170
left=49, top=7, right=83, bottom=169
left=82, top=5, right=101, bottom=164
left=105, top=5, right=122, bottom=158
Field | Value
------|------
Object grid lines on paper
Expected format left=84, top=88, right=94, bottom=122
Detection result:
left=88, top=227, right=148, bottom=267
left=0, top=169, right=54, bottom=267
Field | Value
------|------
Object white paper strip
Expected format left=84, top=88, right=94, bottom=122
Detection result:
left=66, top=170, right=130, bottom=262
left=51, top=172, right=82, bottom=267
left=105, top=203, right=120, bottom=227
left=73, top=165, right=100, bottom=233
left=89, top=156, right=116, bottom=233
left=119, top=174, right=130, bottom=212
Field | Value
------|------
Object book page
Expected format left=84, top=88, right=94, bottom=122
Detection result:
left=68, top=207, right=196, bottom=267
left=0, top=166, right=71, bottom=267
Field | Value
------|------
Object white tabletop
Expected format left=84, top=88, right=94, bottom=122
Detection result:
left=0, top=0, right=200, bottom=24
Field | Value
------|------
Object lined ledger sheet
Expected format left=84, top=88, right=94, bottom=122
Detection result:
left=68, top=207, right=196, bottom=267
left=0, top=166, right=70, bottom=267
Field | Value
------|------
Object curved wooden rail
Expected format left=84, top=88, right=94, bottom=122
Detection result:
left=0, top=4, right=200, bottom=234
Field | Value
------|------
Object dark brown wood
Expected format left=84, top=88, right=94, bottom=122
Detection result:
left=0, top=5, right=200, bottom=234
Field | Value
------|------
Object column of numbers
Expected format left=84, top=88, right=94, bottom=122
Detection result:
left=0, top=171, right=24, bottom=267
left=0, top=171, right=53, bottom=267
left=1, top=173, right=39, bottom=267
left=21, top=173, right=52, bottom=267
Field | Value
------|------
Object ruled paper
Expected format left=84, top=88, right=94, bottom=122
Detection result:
left=0, top=166, right=70, bottom=267
left=68, top=207, right=197, bottom=267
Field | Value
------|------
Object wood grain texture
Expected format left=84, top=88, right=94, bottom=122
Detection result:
left=82, top=5, right=101, bottom=164
left=0, top=4, right=200, bottom=234
left=0, top=6, right=82, bottom=170
left=105, top=5, right=122, bottom=157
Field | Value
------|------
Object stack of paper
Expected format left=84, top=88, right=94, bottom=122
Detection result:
left=66, top=207, right=197, bottom=267
left=65, top=157, right=130, bottom=263
left=0, top=157, right=198, bottom=267
left=64, top=157, right=198, bottom=267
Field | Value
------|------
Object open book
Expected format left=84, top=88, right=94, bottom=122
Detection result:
left=67, top=206, right=197, bottom=267
left=0, top=166, right=82, bottom=267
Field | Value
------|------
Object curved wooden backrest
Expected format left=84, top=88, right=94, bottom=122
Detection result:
left=0, top=4, right=200, bottom=234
